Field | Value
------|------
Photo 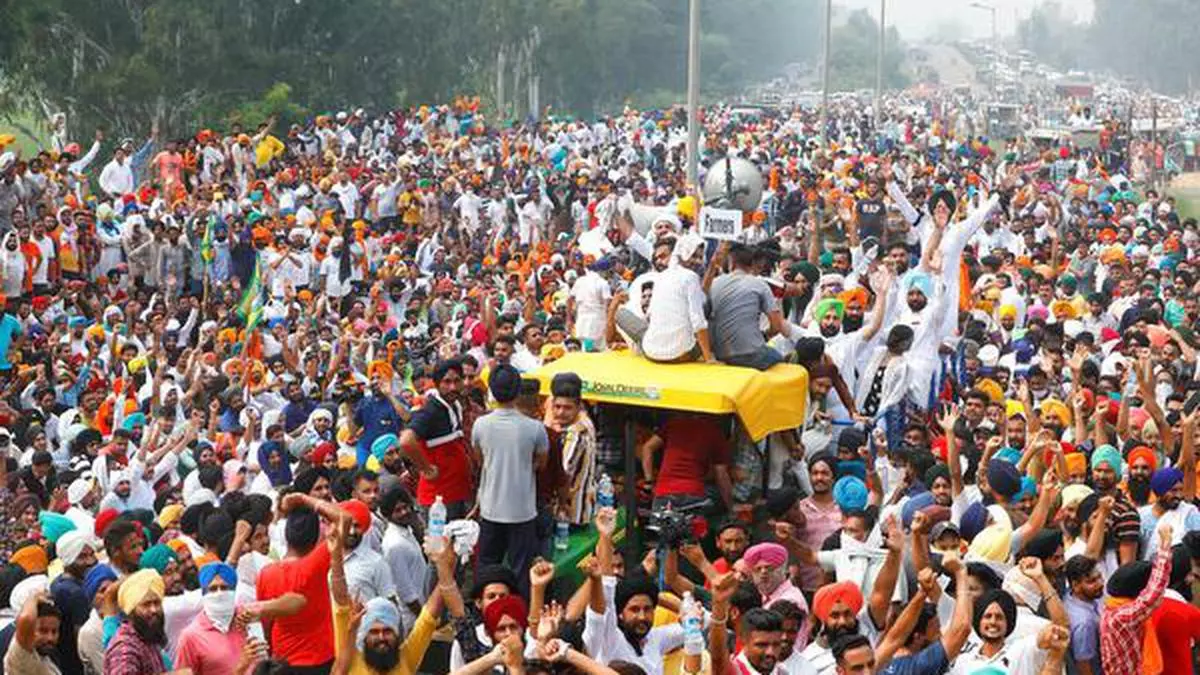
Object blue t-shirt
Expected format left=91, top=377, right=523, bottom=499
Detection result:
left=354, top=395, right=404, bottom=465
left=879, top=641, right=948, bottom=675
left=0, top=313, right=21, bottom=370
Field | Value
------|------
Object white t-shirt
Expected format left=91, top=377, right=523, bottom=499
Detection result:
left=32, top=235, right=55, bottom=285
left=949, top=633, right=1047, bottom=675
left=571, top=271, right=611, bottom=343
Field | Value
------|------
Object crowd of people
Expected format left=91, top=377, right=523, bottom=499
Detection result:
left=0, top=90, right=1198, bottom=675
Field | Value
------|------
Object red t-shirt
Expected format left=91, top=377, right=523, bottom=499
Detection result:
left=1151, top=597, right=1200, bottom=674
left=653, top=417, right=731, bottom=498
left=256, top=544, right=334, bottom=666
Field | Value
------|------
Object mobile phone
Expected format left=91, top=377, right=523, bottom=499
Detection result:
left=1184, top=390, right=1200, bottom=415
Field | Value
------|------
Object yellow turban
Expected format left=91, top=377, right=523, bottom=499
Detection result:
left=1050, top=300, right=1076, bottom=319
left=975, top=378, right=1004, bottom=405
left=677, top=196, right=698, bottom=221
left=998, top=304, right=1018, bottom=320
left=1039, top=398, right=1072, bottom=427
left=1006, top=400, right=1026, bottom=419
left=968, top=524, right=1013, bottom=563
left=157, top=504, right=183, bottom=530
left=127, top=356, right=149, bottom=374
left=86, top=325, right=106, bottom=341
left=118, top=569, right=165, bottom=615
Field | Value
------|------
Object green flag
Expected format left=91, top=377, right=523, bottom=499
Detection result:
left=200, top=216, right=215, bottom=266
left=238, top=254, right=263, bottom=324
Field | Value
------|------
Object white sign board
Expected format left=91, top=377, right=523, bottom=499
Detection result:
left=699, top=207, right=743, bottom=241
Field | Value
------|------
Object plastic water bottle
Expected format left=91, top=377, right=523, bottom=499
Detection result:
left=554, top=519, right=570, bottom=552
left=682, top=591, right=703, bottom=655
left=428, top=495, right=447, bottom=553
left=597, top=473, right=615, bottom=509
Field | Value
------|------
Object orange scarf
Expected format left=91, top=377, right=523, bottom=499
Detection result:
left=1105, top=596, right=1163, bottom=675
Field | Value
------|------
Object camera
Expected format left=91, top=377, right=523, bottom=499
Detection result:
left=647, top=509, right=706, bottom=548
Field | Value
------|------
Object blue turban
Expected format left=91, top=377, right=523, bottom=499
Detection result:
left=901, top=491, right=935, bottom=530
left=198, top=562, right=237, bottom=592
left=83, top=564, right=118, bottom=604
left=1150, top=467, right=1184, bottom=497
left=371, top=433, right=399, bottom=462
left=837, top=459, right=867, bottom=482
left=38, top=511, right=76, bottom=545
left=987, top=459, right=1023, bottom=500
left=122, top=412, right=147, bottom=431
left=833, top=476, right=869, bottom=512
left=356, top=597, right=402, bottom=650
left=993, top=447, right=1022, bottom=465
left=960, top=501, right=989, bottom=542
left=905, top=271, right=933, bottom=298
left=68, top=316, right=90, bottom=329
left=1015, top=475, right=1038, bottom=501
left=139, top=545, right=177, bottom=574
left=1090, top=444, right=1123, bottom=480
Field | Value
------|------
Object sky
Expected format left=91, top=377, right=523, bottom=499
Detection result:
left=836, top=0, right=1094, bottom=41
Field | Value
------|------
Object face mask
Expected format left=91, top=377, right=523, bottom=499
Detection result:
left=202, top=590, right=237, bottom=633
left=1156, top=382, right=1174, bottom=408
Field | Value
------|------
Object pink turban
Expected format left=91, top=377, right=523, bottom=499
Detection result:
left=743, top=542, right=788, bottom=567
left=812, top=581, right=864, bottom=623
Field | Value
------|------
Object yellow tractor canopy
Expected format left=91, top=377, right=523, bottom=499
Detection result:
left=531, top=350, right=807, bottom=440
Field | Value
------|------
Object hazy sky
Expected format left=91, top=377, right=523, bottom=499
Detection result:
left=837, top=0, right=1094, bottom=40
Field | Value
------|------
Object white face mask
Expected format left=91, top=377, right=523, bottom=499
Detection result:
left=202, top=590, right=237, bottom=633
left=1156, top=382, right=1174, bottom=408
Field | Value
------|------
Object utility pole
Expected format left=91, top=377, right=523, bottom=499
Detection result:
left=685, top=0, right=701, bottom=191
left=819, top=0, right=832, bottom=148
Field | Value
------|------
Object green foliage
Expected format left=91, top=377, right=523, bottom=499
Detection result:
left=0, top=0, right=827, bottom=138
left=224, top=83, right=310, bottom=131
left=829, top=10, right=908, bottom=92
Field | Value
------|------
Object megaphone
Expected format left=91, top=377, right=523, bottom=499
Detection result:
left=702, top=156, right=764, bottom=213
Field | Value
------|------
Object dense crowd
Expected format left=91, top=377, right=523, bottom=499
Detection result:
left=0, top=92, right=1197, bottom=675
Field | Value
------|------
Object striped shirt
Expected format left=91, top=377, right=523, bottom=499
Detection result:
left=562, top=412, right=598, bottom=526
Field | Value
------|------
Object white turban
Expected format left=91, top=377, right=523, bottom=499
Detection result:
left=9, top=575, right=48, bottom=612
left=185, top=488, right=218, bottom=508
left=56, top=531, right=92, bottom=566
left=670, top=232, right=705, bottom=266
left=67, top=478, right=93, bottom=506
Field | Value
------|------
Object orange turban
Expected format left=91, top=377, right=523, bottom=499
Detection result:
left=838, top=288, right=869, bottom=309
left=1127, top=446, right=1158, bottom=473
left=812, top=581, right=864, bottom=623
left=367, top=360, right=394, bottom=380
left=1064, top=452, right=1087, bottom=477
left=165, top=539, right=190, bottom=557
left=12, top=545, right=49, bottom=574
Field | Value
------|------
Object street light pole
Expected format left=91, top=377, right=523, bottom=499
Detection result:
left=819, top=0, right=832, bottom=148
left=970, top=2, right=997, bottom=98
left=685, top=0, right=701, bottom=191
left=874, top=0, right=885, bottom=137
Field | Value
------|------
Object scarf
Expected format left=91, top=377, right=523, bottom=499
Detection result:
left=1104, top=596, right=1163, bottom=675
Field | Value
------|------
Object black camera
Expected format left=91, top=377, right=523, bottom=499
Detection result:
left=647, top=509, right=703, bottom=548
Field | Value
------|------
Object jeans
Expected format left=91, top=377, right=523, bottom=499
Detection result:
left=723, top=345, right=784, bottom=371
left=478, top=517, right=540, bottom=597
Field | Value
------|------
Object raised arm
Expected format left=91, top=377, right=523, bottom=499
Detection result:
left=1183, top=411, right=1197, bottom=501
left=868, top=517, right=905, bottom=630
left=939, top=557, right=973, bottom=658
left=873, top=576, right=930, bottom=670
left=938, top=404, right=964, bottom=497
